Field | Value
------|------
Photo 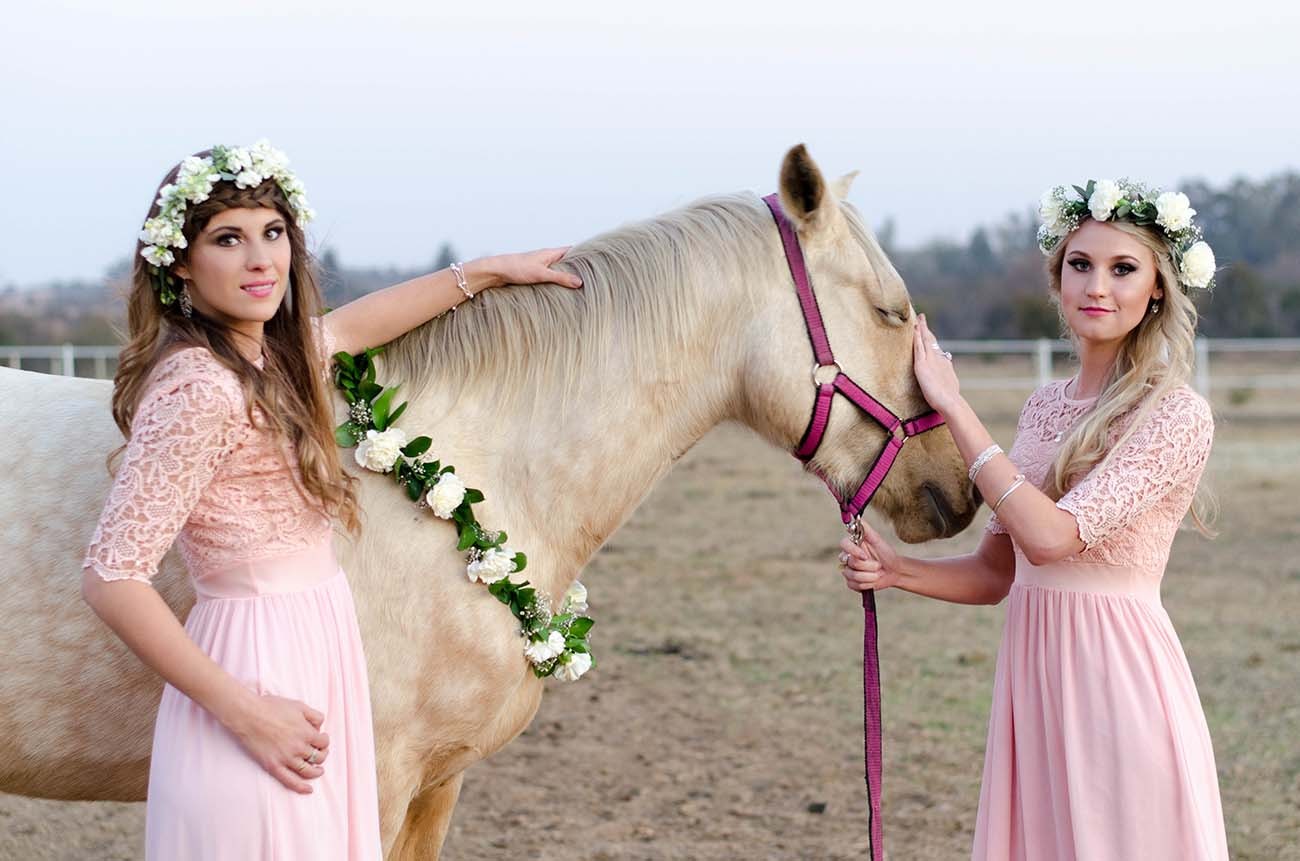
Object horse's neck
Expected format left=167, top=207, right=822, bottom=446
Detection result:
left=404, top=258, right=764, bottom=603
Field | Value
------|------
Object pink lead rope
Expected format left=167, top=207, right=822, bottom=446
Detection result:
left=762, top=194, right=946, bottom=861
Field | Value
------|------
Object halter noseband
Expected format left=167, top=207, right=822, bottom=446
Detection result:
left=762, top=194, right=946, bottom=528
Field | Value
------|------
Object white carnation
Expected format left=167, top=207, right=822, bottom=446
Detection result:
left=562, top=580, right=588, bottom=614
left=1038, top=188, right=1069, bottom=237
left=467, top=546, right=516, bottom=584
left=425, top=472, right=466, bottom=519
left=554, top=651, right=592, bottom=681
left=1179, top=241, right=1216, bottom=289
left=1088, top=180, right=1123, bottom=221
left=523, top=630, right=566, bottom=664
left=353, top=427, right=408, bottom=472
left=1155, top=191, right=1196, bottom=233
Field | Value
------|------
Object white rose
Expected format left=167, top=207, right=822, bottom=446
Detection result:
left=554, top=651, right=592, bottom=681
left=1155, top=191, right=1196, bottom=233
left=563, top=580, right=588, bottom=614
left=467, top=546, right=516, bottom=584
left=1179, top=241, right=1216, bottom=289
left=1088, top=179, right=1123, bottom=221
left=353, top=427, right=408, bottom=472
left=523, top=630, right=566, bottom=664
left=425, top=472, right=466, bottom=519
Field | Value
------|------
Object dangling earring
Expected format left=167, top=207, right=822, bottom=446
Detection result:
left=1149, top=299, right=1160, bottom=316
left=179, top=281, right=194, bottom=319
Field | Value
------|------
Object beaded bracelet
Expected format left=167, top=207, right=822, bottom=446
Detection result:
left=968, top=444, right=1003, bottom=482
left=449, top=262, right=475, bottom=302
left=991, top=474, right=1026, bottom=513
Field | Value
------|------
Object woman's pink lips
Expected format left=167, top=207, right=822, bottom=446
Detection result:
left=241, top=279, right=276, bottom=297
left=1081, top=307, right=1114, bottom=317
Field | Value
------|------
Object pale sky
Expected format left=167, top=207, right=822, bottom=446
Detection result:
left=2, top=0, right=1297, bottom=285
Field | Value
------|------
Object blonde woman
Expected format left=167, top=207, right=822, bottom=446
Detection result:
left=80, top=141, right=581, bottom=859
left=839, top=181, right=1228, bottom=859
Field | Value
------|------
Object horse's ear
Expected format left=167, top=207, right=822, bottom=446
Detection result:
left=832, top=170, right=860, bottom=200
left=779, top=144, right=839, bottom=235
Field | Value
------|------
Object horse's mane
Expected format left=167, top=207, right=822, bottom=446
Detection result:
left=381, top=190, right=892, bottom=415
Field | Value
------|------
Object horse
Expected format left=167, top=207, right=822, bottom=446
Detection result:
left=0, top=144, right=978, bottom=858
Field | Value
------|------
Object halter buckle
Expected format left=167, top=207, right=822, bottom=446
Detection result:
left=811, top=361, right=841, bottom=387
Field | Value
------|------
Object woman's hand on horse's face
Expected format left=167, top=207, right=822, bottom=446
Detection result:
left=476, top=247, right=584, bottom=291
left=229, top=694, right=331, bottom=794
left=838, top=523, right=903, bottom=592
left=912, top=313, right=963, bottom=416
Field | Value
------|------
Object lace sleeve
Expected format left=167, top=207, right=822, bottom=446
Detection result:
left=985, top=387, right=1044, bottom=536
left=1055, top=388, right=1214, bottom=551
left=82, top=354, right=246, bottom=585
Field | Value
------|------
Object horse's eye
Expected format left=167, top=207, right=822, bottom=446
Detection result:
left=875, top=307, right=908, bottom=327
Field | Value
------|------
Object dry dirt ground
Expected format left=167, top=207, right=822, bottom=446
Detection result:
left=3, top=393, right=1297, bottom=860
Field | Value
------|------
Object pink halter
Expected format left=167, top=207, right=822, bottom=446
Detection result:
left=762, top=194, right=946, bottom=524
left=763, top=193, right=946, bottom=861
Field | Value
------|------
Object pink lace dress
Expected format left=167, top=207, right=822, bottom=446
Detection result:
left=82, top=319, right=381, bottom=860
left=974, top=379, right=1228, bottom=860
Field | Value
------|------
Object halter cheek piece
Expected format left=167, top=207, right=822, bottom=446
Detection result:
left=763, top=193, right=945, bottom=861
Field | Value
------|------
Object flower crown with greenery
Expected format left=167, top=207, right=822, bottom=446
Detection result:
left=139, top=140, right=315, bottom=305
left=1037, top=179, right=1216, bottom=291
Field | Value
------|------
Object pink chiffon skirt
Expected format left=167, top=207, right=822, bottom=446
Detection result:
left=972, top=560, right=1229, bottom=860
left=145, top=541, right=382, bottom=860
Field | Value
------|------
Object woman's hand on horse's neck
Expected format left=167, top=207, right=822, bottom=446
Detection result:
left=324, top=252, right=581, bottom=356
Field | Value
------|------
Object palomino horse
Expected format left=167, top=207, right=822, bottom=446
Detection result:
left=0, top=145, right=977, bottom=858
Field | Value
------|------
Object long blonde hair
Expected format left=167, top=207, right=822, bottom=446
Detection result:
left=110, top=150, right=360, bottom=535
left=1045, top=219, right=1215, bottom=533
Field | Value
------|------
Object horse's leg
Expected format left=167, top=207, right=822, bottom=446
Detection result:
left=387, top=772, right=464, bottom=861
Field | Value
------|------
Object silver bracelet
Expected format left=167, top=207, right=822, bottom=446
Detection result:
left=968, top=444, right=1003, bottom=482
left=449, top=262, right=474, bottom=302
left=991, top=474, right=1026, bottom=513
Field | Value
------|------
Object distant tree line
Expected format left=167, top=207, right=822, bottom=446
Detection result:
left=891, top=171, right=1300, bottom=339
left=2, top=173, right=1296, bottom=345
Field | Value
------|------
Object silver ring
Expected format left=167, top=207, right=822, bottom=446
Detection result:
left=839, top=552, right=850, bottom=565
left=307, top=748, right=319, bottom=765
left=942, top=350, right=953, bottom=361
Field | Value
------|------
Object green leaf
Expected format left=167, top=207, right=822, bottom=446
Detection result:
left=334, top=423, right=357, bottom=446
left=1084, top=179, right=1096, bottom=199
left=370, top=387, right=397, bottom=430
left=1114, top=203, right=1131, bottom=219
left=402, top=436, right=432, bottom=458
left=406, top=480, right=422, bottom=501
left=457, top=525, right=478, bottom=552
left=388, top=402, right=408, bottom=426
left=334, top=352, right=357, bottom=374
left=464, top=489, right=484, bottom=504
left=1073, top=184, right=1089, bottom=201
left=569, top=617, right=594, bottom=638
left=512, top=551, right=527, bottom=572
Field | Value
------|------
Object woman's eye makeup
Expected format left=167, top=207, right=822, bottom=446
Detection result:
left=1067, top=258, right=1089, bottom=271
left=213, top=226, right=284, bottom=246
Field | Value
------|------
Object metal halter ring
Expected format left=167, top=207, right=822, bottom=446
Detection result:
left=812, top=361, right=841, bottom=387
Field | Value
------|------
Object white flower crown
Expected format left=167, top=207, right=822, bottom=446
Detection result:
left=1037, top=179, right=1216, bottom=291
left=139, top=140, right=315, bottom=305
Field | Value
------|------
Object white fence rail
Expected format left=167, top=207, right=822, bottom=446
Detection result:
left=5, top=339, right=1300, bottom=397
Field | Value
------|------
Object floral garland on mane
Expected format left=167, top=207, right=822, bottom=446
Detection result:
left=331, top=347, right=593, bottom=681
